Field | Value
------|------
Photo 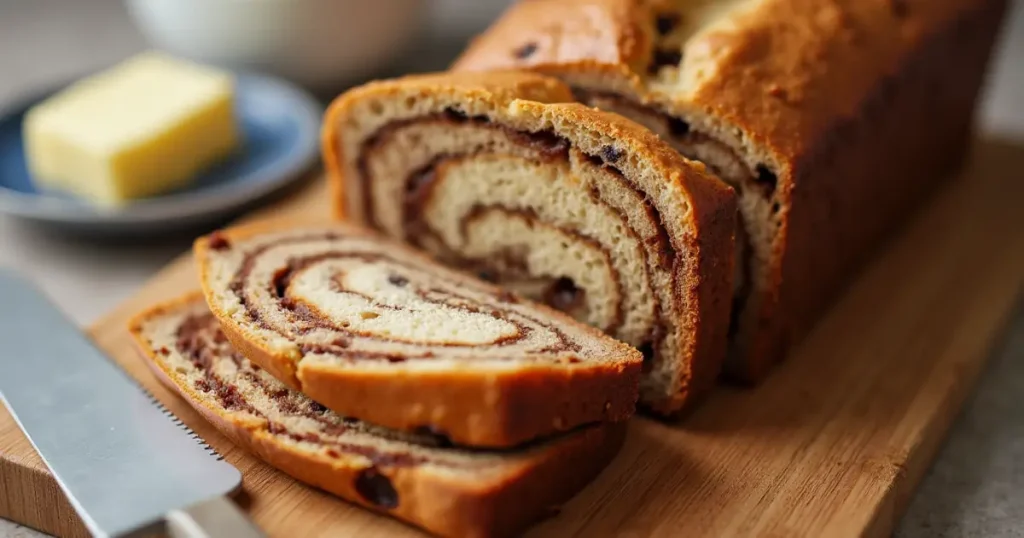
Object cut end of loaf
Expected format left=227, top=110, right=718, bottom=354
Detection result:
left=323, top=71, right=737, bottom=415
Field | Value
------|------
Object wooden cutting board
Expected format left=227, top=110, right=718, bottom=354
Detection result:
left=2, top=139, right=1023, bottom=538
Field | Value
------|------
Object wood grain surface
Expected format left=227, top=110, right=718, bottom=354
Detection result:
left=2, top=139, right=1023, bottom=538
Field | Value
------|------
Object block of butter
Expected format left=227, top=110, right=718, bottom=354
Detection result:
left=24, top=52, right=240, bottom=205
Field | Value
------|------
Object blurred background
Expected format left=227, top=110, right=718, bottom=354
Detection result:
left=1, top=0, right=517, bottom=105
left=0, top=1, right=1023, bottom=536
left=0, top=0, right=1021, bottom=326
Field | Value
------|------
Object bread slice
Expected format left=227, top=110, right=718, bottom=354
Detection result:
left=451, top=0, right=1008, bottom=381
left=322, top=71, right=736, bottom=415
left=194, top=220, right=641, bottom=447
left=129, top=294, right=625, bottom=538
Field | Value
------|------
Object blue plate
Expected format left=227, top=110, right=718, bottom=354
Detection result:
left=0, top=73, right=322, bottom=235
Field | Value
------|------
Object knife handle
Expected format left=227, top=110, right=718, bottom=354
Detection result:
left=165, top=495, right=266, bottom=538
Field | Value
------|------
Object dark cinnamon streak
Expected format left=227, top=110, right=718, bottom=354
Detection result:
left=207, top=231, right=231, bottom=251
left=358, top=114, right=675, bottom=349
left=572, top=88, right=760, bottom=341
left=649, top=49, right=683, bottom=74
left=571, top=89, right=760, bottom=182
left=174, top=312, right=435, bottom=469
left=170, top=312, right=613, bottom=478
left=356, top=467, right=400, bottom=509
left=459, top=204, right=622, bottom=332
left=544, top=277, right=585, bottom=313
left=359, top=111, right=568, bottom=230
left=655, top=13, right=680, bottom=35
left=224, top=235, right=581, bottom=361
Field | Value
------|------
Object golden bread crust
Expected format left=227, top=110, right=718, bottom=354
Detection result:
left=454, top=0, right=993, bottom=162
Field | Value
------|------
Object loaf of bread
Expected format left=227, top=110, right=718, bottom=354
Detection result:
left=452, top=0, right=1008, bottom=381
left=129, top=294, right=625, bottom=538
left=194, top=220, right=642, bottom=447
left=321, top=71, right=737, bottom=415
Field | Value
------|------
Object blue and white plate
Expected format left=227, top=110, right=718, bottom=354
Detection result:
left=0, top=73, right=322, bottom=236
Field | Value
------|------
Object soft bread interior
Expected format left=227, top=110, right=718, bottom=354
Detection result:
left=200, top=226, right=633, bottom=371
left=363, top=121, right=657, bottom=347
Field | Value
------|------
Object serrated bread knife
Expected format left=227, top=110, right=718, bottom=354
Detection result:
left=0, top=270, right=264, bottom=538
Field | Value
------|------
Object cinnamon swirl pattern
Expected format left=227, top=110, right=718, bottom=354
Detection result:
left=195, top=221, right=642, bottom=447
left=129, top=295, right=626, bottom=538
left=322, top=72, right=736, bottom=415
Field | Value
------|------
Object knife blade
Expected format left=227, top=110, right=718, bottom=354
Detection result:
left=0, top=270, right=263, bottom=538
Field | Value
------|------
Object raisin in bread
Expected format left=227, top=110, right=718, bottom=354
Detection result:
left=129, top=294, right=625, bottom=538
left=194, top=220, right=642, bottom=447
left=321, top=71, right=737, bottom=415
left=452, top=0, right=1008, bottom=381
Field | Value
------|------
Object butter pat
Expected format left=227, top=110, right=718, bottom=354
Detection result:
left=24, top=52, right=239, bottom=204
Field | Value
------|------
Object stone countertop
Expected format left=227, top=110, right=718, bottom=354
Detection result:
left=0, top=1, right=1022, bottom=536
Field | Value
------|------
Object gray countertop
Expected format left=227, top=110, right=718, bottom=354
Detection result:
left=0, top=1, right=1022, bottom=536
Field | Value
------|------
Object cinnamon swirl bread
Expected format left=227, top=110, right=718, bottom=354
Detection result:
left=321, top=71, right=736, bottom=415
left=129, top=295, right=625, bottom=538
left=194, top=221, right=642, bottom=447
left=452, top=0, right=1008, bottom=381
